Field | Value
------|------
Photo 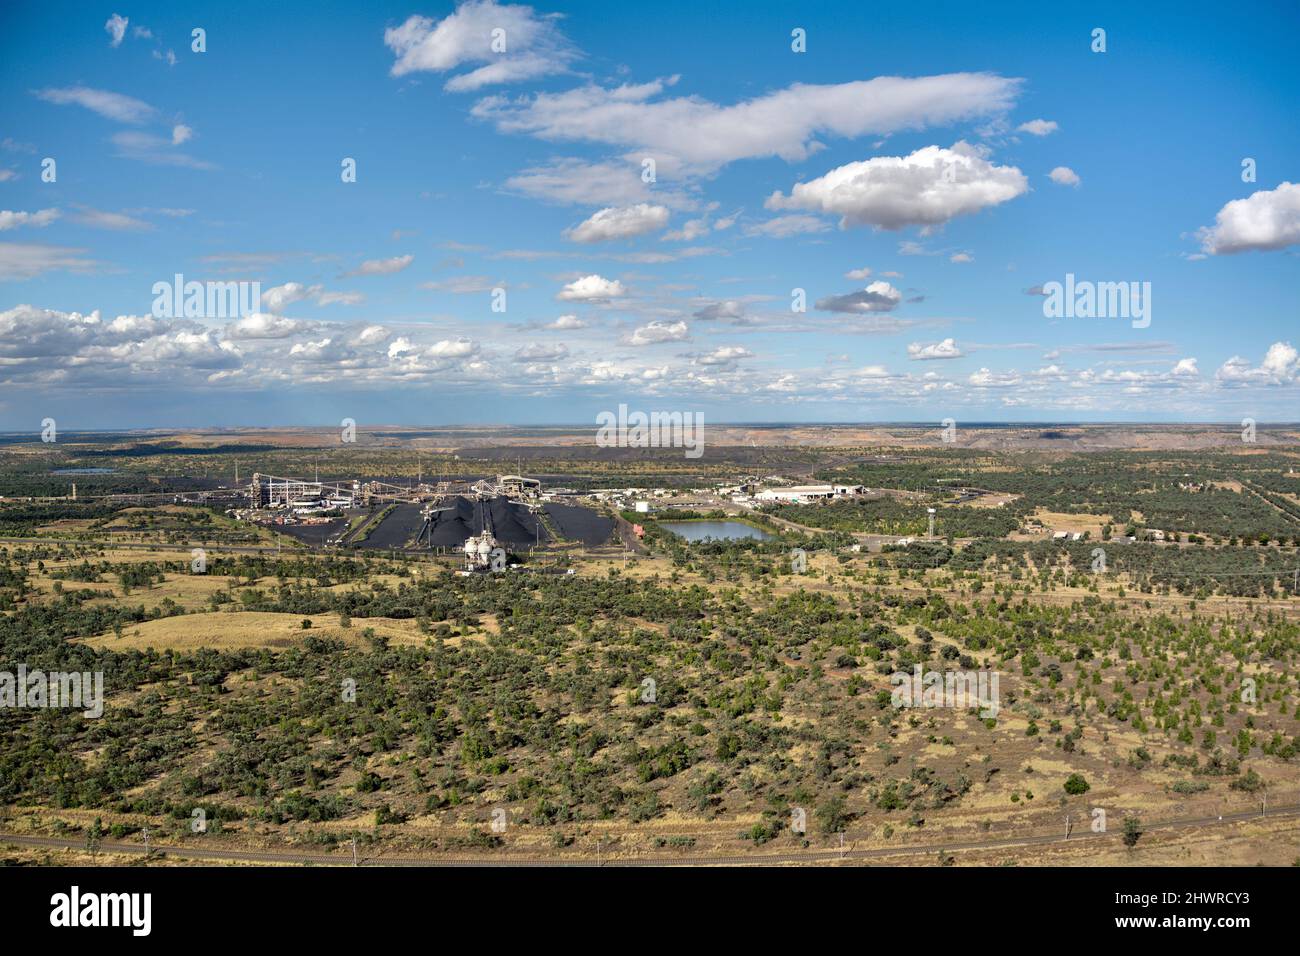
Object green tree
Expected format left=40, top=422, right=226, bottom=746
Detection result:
left=1063, top=773, right=1090, bottom=795
left=817, top=795, right=849, bottom=836
left=1123, top=816, right=1142, bottom=848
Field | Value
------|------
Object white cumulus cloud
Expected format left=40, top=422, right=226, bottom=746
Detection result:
left=557, top=274, right=624, bottom=301
left=227, top=313, right=310, bottom=339
left=1197, top=182, right=1300, bottom=255
left=105, top=14, right=128, bottom=47
left=765, top=142, right=1027, bottom=231
left=969, top=367, right=1021, bottom=388
left=1048, top=166, right=1081, bottom=187
left=1216, top=341, right=1299, bottom=385
left=565, top=203, right=669, bottom=243
left=384, top=0, right=576, bottom=90
left=908, top=338, right=963, bottom=360
left=628, top=320, right=688, bottom=346
left=696, top=345, right=753, bottom=366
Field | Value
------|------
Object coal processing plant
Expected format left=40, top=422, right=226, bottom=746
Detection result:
left=236, top=472, right=615, bottom=561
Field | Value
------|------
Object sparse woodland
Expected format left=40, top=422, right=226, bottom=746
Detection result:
left=1, top=439, right=1298, bottom=858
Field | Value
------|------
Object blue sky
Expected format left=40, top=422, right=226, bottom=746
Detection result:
left=1, top=0, right=1297, bottom=429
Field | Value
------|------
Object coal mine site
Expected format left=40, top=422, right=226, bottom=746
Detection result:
left=542, top=502, right=615, bottom=546
left=422, top=495, right=550, bottom=549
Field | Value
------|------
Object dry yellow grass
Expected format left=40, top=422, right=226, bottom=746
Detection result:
left=963, top=493, right=1020, bottom=509
left=1030, top=508, right=1114, bottom=536
left=79, top=610, right=431, bottom=651
left=34, top=573, right=234, bottom=609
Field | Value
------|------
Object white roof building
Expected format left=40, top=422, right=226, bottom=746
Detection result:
left=754, top=484, right=837, bottom=503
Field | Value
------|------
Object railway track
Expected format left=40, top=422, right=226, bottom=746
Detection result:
left=5, top=800, right=1298, bottom=867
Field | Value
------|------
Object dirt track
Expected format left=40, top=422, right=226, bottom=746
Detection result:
left=6, top=800, right=1298, bottom=867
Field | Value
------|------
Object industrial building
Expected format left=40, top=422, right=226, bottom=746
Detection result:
left=250, top=473, right=360, bottom=509
left=246, top=472, right=545, bottom=511
left=498, top=475, right=542, bottom=499
left=753, top=483, right=865, bottom=504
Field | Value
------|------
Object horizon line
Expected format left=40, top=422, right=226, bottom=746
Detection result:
left=3, top=420, right=1299, bottom=435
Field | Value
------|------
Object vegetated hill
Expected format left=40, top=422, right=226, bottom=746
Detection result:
left=2, top=441, right=1298, bottom=862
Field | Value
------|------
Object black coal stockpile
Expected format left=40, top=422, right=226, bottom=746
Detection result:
left=543, top=502, right=615, bottom=546
left=277, top=518, right=347, bottom=546
left=359, top=503, right=425, bottom=549
left=426, top=496, right=550, bottom=548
